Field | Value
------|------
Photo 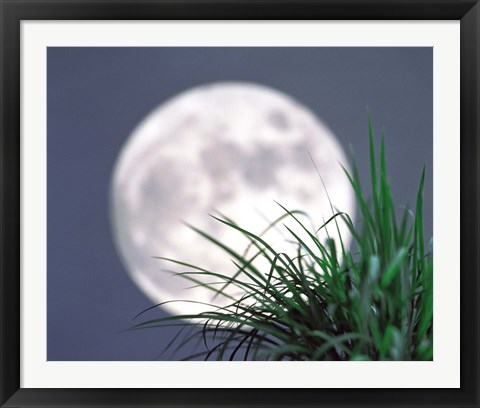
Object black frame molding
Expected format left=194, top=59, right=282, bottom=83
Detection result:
left=1, top=1, right=479, bottom=407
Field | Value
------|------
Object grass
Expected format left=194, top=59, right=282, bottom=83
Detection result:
left=132, top=117, right=433, bottom=361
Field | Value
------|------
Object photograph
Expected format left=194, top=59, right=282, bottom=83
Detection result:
left=2, top=1, right=479, bottom=405
left=47, top=46, right=433, bottom=361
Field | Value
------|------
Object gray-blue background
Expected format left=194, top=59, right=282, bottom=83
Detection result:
left=47, top=47, right=432, bottom=360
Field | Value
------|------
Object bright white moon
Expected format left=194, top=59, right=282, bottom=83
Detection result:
left=111, top=82, right=354, bottom=316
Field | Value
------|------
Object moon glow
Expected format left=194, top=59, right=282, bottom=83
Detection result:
left=111, top=82, right=354, bottom=316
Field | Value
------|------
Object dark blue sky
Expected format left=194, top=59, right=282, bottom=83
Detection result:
left=47, top=47, right=432, bottom=360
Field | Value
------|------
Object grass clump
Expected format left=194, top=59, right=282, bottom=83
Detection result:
left=133, top=117, right=433, bottom=361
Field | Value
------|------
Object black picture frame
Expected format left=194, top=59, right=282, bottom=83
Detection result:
left=1, top=1, right=478, bottom=407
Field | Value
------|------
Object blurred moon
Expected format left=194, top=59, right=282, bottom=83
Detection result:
left=110, top=82, right=354, bottom=316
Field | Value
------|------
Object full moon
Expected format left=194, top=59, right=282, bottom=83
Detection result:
left=111, top=82, right=354, bottom=316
